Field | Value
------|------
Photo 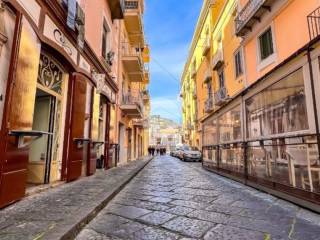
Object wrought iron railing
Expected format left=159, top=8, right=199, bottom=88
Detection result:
left=122, top=91, right=143, bottom=112
left=121, top=42, right=143, bottom=58
left=205, top=97, right=214, bottom=113
left=202, top=37, right=211, bottom=56
left=307, top=6, right=320, bottom=41
left=235, top=0, right=267, bottom=34
left=124, top=0, right=139, bottom=10
left=214, top=87, right=228, bottom=105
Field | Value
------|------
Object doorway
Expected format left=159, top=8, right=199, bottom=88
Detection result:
left=28, top=89, right=60, bottom=185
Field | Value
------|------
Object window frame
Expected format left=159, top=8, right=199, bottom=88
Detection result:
left=256, top=24, right=277, bottom=71
left=234, top=48, right=244, bottom=79
left=101, top=19, right=111, bottom=59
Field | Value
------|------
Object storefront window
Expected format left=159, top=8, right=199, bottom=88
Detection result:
left=218, top=105, right=241, bottom=143
left=246, top=68, right=308, bottom=139
left=203, top=117, right=218, bottom=146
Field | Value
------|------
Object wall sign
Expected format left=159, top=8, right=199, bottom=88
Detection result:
left=43, top=15, right=78, bottom=65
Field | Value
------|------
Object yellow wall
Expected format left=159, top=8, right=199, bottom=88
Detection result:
left=181, top=0, right=243, bottom=147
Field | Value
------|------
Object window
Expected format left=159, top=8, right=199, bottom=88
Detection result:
left=207, top=82, right=212, bottom=98
left=218, top=105, right=242, bottom=143
left=234, top=49, right=243, bottom=78
left=102, top=20, right=110, bottom=58
left=259, top=28, right=274, bottom=60
left=218, top=69, right=225, bottom=88
left=246, top=68, right=308, bottom=139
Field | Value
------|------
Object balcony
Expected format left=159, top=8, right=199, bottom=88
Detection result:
left=193, top=88, right=197, bottom=99
left=235, top=0, right=276, bottom=37
left=122, top=42, right=144, bottom=82
left=143, top=65, right=149, bottom=84
left=132, top=119, right=148, bottom=128
left=202, top=37, right=211, bottom=56
left=203, top=69, right=212, bottom=83
left=212, top=48, right=224, bottom=71
left=108, top=0, right=125, bottom=20
left=120, top=91, right=143, bottom=118
left=141, top=90, right=150, bottom=103
left=214, top=87, right=229, bottom=106
left=205, top=97, right=214, bottom=113
left=308, top=7, right=320, bottom=41
left=124, top=0, right=144, bottom=46
left=191, top=66, right=197, bottom=79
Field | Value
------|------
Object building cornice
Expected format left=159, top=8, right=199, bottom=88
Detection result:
left=181, top=0, right=213, bottom=86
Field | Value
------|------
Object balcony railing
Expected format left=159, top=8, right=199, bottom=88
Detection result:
left=235, top=0, right=274, bottom=36
left=122, top=42, right=143, bottom=59
left=205, top=97, right=214, bottom=113
left=214, top=87, right=228, bottom=106
left=308, top=7, right=320, bottom=41
left=193, top=88, right=197, bottom=99
left=122, top=91, right=143, bottom=112
left=124, top=0, right=139, bottom=10
left=141, top=90, right=150, bottom=102
left=191, top=66, right=197, bottom=78
left=202, top=37, right=211, bottom=56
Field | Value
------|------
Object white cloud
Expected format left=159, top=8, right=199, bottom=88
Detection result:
left=151, top=96, right=182, bottom=123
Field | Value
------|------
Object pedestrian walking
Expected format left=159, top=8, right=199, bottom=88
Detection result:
left=148, top=146, right=152, bottom=156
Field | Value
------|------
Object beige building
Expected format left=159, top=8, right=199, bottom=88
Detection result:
left=149, top=115, right=182, bottom=152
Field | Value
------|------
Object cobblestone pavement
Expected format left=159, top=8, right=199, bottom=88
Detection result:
left=0, top=158, right=151, bottom=240
left=77, top=156, right=320, bottom=240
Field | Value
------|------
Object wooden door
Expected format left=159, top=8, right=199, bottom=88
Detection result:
left=0, top=17, right=41, bottom=208
left=66, top=74, right=87, bottom=182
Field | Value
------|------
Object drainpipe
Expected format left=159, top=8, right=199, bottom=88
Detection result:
left=307, top=46, right=320, bottom=161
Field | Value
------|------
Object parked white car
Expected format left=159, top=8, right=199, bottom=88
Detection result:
left=181, top=146, right=202, bottom=162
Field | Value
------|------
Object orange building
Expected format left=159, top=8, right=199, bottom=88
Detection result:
left=0, top=0, right=150, bottom=209
left=199, top=0, right=320, bottom=212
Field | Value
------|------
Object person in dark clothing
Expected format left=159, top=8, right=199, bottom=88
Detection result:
left=151, top=147, right=155, bottom=156
left=148, top=146, right=152, bottom=156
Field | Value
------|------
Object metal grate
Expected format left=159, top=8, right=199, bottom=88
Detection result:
left=125, top=0, right=139, bottom=10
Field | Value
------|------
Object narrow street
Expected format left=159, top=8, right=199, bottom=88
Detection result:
left=76, top=156, right=320, bottom=240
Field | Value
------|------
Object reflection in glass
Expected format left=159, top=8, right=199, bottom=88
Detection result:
left=220, top=144, right=244, bottom=173
left=247, top=136, right=320, bottom=193
left=218, top=105, right=241, bottom=143
left=246, top=68, right=308, bottom=139
left=203, top=117, right=218, bottom=146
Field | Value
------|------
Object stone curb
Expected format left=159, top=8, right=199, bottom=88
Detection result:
left=44, top=157, right=154, bottom=240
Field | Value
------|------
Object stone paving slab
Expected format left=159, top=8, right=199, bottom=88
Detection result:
left=76, top=156, right=320, bottom=240
left=0, top=157, right=152, bottom=240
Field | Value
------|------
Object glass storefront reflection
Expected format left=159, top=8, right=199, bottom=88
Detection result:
left=202, top=67, right=320, bottom=194
left=219, top=105, right=241, bottom=143
left=247, top=136, right=320, bottom=193
left=246, top=68, right=308, bottom=139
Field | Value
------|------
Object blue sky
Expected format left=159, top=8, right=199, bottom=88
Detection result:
left=144, top=0, right=202, bottom=124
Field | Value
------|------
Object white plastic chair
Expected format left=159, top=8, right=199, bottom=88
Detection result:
left=250, top=148, right=272, bottom=177
left=286, top=146, right=319, bottom=192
